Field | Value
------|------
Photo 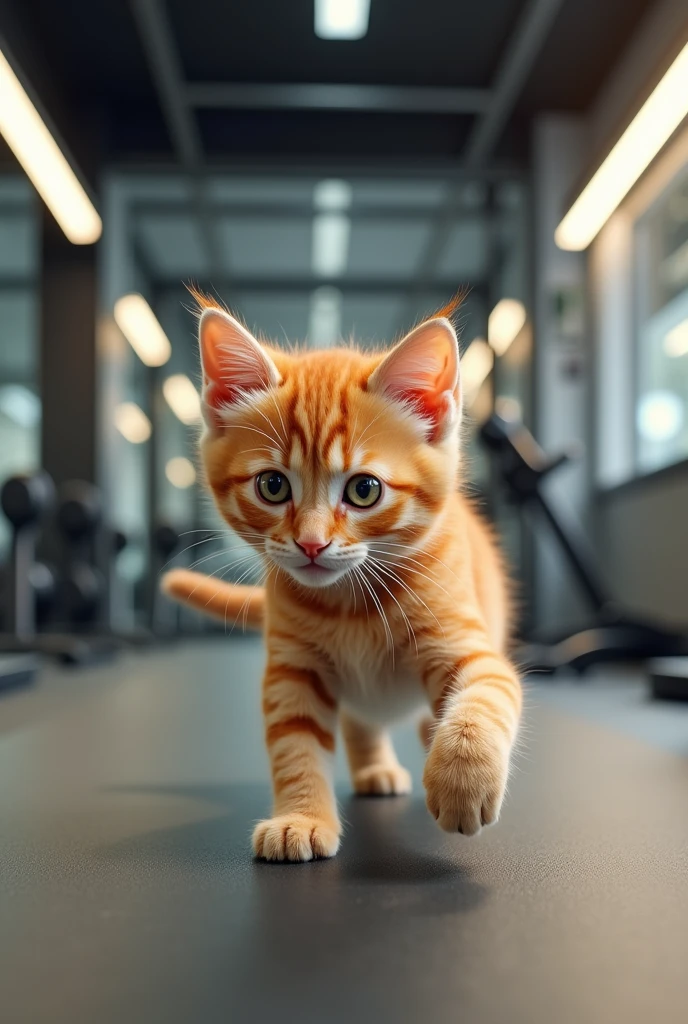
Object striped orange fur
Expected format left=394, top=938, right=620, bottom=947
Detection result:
left=162, top=294, right=522, bottom=861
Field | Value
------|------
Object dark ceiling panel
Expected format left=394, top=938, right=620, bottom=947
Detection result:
left=0, top=0, right=659, bottom=165
left=168, top=0, right=525, bottom=89
left=15, top=0, right=156, bottom=102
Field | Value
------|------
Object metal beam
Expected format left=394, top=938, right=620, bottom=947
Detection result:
left=130, top=199, right=487, bottom=222
left=464, top=0, right=565, bottom=168
left=109, top=157, right=527, bottom=181
left=396, top=0, right=563, bottom=330
left=129, top=0, right=222, bottom=271
left=155, top=277, right=487, bottom=299
left=185, top=82, right=492, bottom=115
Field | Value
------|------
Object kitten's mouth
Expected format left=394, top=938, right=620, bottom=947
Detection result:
left=295, top=562, right=339, bottom=579
left=284, top=560, right=349, bottom=588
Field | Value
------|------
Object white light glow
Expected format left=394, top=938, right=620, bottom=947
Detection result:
left=312, top=213, right=350, bottom=276
left=461, top=339, right=494, bottom=404
left=637, top=390, right=684, bottom=443
left=0, top=385, right=41, bottom=428
left=664, top=318, right=688, bottom=358
left=0, top=49, right=102, bottom=244
left=556, top=41, right=688, bottom=251
left=315, top=0, right=370, bottom=39
left=114, top=402, right=151, bottom=444
left=114, top=294, right=172, bottom=367
left=308, top=286, right=342, bottom=347
left=314, top=179, right=353, bottom=211
left=163, top=374, right=201, bottom=424
left=165, top=456, right=196, bottom=489
left=488, top=299, right=526, bottom=356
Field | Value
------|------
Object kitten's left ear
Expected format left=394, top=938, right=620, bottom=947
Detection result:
left=368, top=318, right=461, bottom=440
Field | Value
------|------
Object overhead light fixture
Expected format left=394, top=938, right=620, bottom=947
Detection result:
left=664, top=317, right=688, bottom=358
left=488, top=299, right=526, bottom=357
left=308, top=286, right=342, bottom=347
left=0, top=48, right=101, bottom=244
left=163, top=374, right=201, bottom=424
left=165, top=456, right=196, bottom=489
left=114, top=294, right=172, bottom=367
left=556, top=41, right=688, bottom=251
left=461, top=339, right=494, bottom=405
left=114, top=402, right=151, bottom=444
left=312, top=214, right=350, bottom=276
left=0, top=385, right=41, bottom=428
left=315, top=0, right=370, bottom=40
left=313, top=179, right=353, bottom=211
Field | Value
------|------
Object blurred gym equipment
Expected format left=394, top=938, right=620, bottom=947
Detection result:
left=481, top=415, right=688, bottom=679
left=0, top=473, right=118, bottom=666
left=150, top=522, right=182, bottom=634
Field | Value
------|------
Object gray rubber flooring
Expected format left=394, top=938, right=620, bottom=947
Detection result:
left=1, top=639, right=687, bottom=1024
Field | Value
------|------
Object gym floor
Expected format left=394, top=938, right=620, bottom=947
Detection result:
left=1, top=639, right=687, bottom=1024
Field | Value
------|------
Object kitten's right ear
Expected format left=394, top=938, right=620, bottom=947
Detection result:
left=199, top=308, right=280, bottom=427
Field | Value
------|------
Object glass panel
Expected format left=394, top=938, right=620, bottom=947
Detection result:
left=635, top=163, right=688, bottom=473
left=0, top=178, right=40, bottom=559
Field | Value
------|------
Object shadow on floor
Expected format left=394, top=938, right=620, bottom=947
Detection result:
left=97, top=782, right=487, bottom=913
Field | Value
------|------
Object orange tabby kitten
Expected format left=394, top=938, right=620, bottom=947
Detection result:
left=163, top=295, right=522, bottom=862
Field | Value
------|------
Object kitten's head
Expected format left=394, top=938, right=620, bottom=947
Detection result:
left=196, top=296, right=463, bottom=590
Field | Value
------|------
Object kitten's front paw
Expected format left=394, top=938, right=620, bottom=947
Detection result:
left=423, top=715, right=510, bottom=835
left=353, top=763, right=412, bottom=796
left=253, top=814, right=340, bottom=862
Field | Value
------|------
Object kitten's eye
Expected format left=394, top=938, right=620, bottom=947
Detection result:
left=256, top=471, right=291, bottom=504
left=344, top=474, right=382, bottom=509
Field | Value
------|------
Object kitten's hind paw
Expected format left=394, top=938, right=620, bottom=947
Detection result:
left=253, top=814, right=340, bottom=862
left=353, top=763, right=412, bottom=796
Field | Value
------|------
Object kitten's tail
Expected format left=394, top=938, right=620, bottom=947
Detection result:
left=160, top=570, right=265, bottom=629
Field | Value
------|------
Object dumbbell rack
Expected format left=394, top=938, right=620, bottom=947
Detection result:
left=0, top=473, right=119, bottom=667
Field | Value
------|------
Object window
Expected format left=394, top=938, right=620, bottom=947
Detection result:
left=634, top=163, right=688, bottom=473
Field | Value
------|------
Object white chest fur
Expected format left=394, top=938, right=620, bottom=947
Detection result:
left=325, top=640, right=426, bottom=726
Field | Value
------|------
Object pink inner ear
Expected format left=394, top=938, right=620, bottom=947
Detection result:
left=199, top=309, right=279, bottom=414
left=369, top=318, right=460, bottom=436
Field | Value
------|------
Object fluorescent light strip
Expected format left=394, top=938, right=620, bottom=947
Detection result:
left=312, top=213, right=350, bottom=276
left=114, top=402, right=151, bottom=444
left=165, top=456, right=196, bottom=489
left=315, top=0, right=370, bottom=40
left=556, top=41, right=688, bottom=251
left=488, top=299, right=526, bottom=357
left=114, top=294, right=172, bottom=367
left=313, top=179, right=353, bottom=211
left=163, top=374, right=202, bottom=424
left=461, top=339, right=494, bottom=404
left=0, top=49, right=101, bottom=245
left=308, top=286, right=342, bottom=347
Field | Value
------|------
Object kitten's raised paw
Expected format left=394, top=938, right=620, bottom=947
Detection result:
left=423, top=715, right=510, bottom=835
left=253, top=814, right=340, bottom=862
left=353, top=763, right=412, bottom=796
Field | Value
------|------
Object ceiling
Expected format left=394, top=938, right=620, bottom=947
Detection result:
left=0, top=0, right=657, bottom=368
left=0, top=0, right=655, bottom=170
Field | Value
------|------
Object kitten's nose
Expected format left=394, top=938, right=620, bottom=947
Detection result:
left=295, top=539, right=331, bottom=561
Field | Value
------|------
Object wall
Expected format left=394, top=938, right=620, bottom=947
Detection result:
left=588, top=1, right=688, bottom=624
left=597, top=473, right=688, bottom=626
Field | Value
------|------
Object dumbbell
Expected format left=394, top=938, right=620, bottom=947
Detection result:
left=56, top=481, right=105, bottom=628
left=1, top=472, right=56, bottom=638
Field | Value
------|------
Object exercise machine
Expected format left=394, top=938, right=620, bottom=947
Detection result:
left=480, top=414, right=688, bottom=678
